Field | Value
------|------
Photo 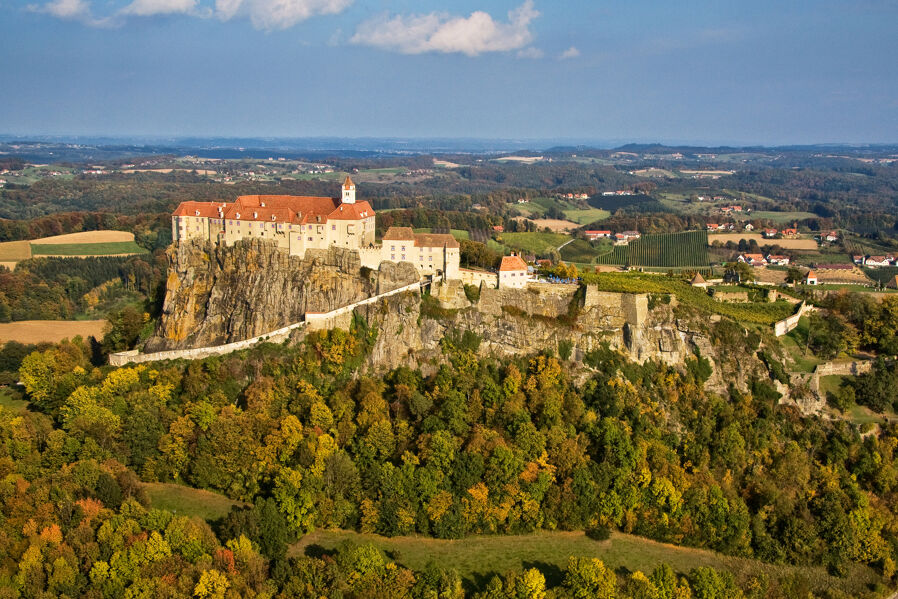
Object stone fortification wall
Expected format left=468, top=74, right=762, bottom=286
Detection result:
left=357, top=247, right=382, bottom=270
left=459, top=269, right=498, bottom=288
left=478, top=283, right=578, bottom=318
left=774, top=301, right=813, bottom=336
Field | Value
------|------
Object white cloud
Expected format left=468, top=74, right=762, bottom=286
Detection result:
left=516, top=46, right=543, bottom=59
left=30, top=0, right=110, bottom=24
left=351, top=0, right=540, bottom=57
left=559, top=46, right=579, bottom=59
left=120, top=0, right=196, bottom=16
left=216, top=0, right=352, bottom=30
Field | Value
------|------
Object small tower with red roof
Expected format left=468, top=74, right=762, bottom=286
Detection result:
left=341, top=175, right=356, bottom=204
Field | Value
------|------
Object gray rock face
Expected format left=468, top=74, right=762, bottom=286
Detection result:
left=145, top=239, right=418, bottom=351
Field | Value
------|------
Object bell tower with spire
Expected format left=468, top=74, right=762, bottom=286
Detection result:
left=341, top=175, right=356, bottom=204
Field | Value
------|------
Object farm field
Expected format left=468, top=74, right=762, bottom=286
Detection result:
left=751, top=210, right=818, bottom=223
left=512, top=217, right=578, bottom=232
left=31, top=241, right=146, bottom=256
left=708, top=233, right=818, bottom=250
left=0, top=240, right=32, bottom=264
left=0, top=231, right=143, bottom=266
left=143, top=483, right=244, bottom=521
left=595, top=230, right=710, bottom=269
left=499, top=231, right=569, bottom=254
left=0, top=320, right=106, bottom=344
left=31, top=231, right=135, bottom=244
left=563, top=207, right=610, bottom=224
left=290, top=529, right=876, bottom=596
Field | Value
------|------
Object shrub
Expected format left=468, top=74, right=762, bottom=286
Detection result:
left=585, top=524, right=611, bottom=541
left=558, top=339, right=573, bottom=361
left=463, top=284, right=480, bottom=303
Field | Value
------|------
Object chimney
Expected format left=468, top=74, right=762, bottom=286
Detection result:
left=253, top=212, right=258, bottom=219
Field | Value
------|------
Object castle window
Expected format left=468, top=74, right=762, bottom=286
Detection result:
left=401, top=254, right=406, bottom=260
left=391, top=254, right=395, bottom=260
left=332, top=225, right=336, bottom=230
left=308, top=237, right=313, bottom=241
left=391, top=245, right=395, bottom=251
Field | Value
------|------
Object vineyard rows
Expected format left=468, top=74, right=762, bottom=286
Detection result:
left=595, top=230, right=711, bottom=269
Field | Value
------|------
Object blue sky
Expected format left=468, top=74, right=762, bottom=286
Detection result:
left=2, top=0, right=897, bottom=144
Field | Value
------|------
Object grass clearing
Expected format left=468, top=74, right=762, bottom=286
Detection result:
left=291, top=529, right=878, bottom=596
left=0, top=388, right=29, bottom=414
left=31, top=241, right=147, bottom=256
left=513, top=202, right=546, bottom=217
left=708, top=233, right=818, bottom=250
left=143, top=482, right=244, bottom=521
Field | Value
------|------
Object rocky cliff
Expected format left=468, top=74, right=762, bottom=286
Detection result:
left=145, top=239, right=418, bottom=351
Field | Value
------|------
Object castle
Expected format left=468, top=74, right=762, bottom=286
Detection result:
left=172, top=177, right=460, bottom=279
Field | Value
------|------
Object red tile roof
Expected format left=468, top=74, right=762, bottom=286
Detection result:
left=172, top=201, right=229, bottom=218
left=383, top=227, right=416, bottom=241
left=327, top=201, right=374, bottom=220
left=500, top=255, right=528, bottom=271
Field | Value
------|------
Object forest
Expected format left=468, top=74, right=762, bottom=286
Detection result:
left=2, top=302, right=897, bottom=597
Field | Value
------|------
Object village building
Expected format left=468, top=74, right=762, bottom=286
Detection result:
left=763, top=228, right=778, bottom=238
left=766, top=254, right=790, bottom=266
left=498, top=254, right=529, bottom=288
left=853, top=255, right=866, bottom=265
left=865, top=256, right=895, bottom=268
left=781, top=228, right=799, bottom=238
left=804, top=270, right=818, bottom=285
left=584, top=230, right=611, bottom=240
left=886, top=275, right=898, bottom=290
left=380, top=227, right=460, bottom=279
left=689, top=273, right=709, bottom=288
left=824, top=231, right=839, bottom=242
left=738, top=253, right=767, bottom=267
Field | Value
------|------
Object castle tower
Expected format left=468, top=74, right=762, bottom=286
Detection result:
left=341, top=175, right=356, bottom=204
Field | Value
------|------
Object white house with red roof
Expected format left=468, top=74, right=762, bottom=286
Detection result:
left=498, top=254, right=529, bottom=288
left=738, top=253, right=767, bottom=266
left=584, top=230, right=611, bottom=240
left=172, top=176, right=376, bottom=259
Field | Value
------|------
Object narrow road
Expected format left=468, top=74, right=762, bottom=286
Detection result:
left=557, top=239, right=575, bottom=251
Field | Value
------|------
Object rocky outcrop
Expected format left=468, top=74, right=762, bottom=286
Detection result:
left=145, top=239, right=418, bottom=351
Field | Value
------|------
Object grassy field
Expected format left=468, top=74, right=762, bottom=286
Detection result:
left=31, top=241, right=147, bottom=256
left=143, top=483, right=244, bottom=521
left=560, top=239, right=613, bottom=263
left=291, top=529, right=878, bottom=595
left=499, top=232, right=570, bottom=254
left=563, top=207, right=610, bottom=224
left=513, top=202, right=546, bottom=217
left=780, top=318, right=822, bottom=373
left=0, top=388, right=29, bottom=414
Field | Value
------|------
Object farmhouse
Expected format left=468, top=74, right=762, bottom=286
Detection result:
left=804, top=270, right=818, bottom=285
left=824, top=231, right=839, bottom=242
left=584, top=230, right=611, bottom=240
left=766, top=255, right=790, bottom=266
left=763, top=228, right=778, bottom=238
